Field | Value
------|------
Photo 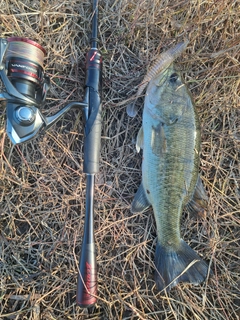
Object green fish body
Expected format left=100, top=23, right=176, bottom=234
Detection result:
left=132, top=64, right=209, bottom=291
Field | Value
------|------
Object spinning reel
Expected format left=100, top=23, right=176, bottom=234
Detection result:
left=0, top=37, right=88, bottom=144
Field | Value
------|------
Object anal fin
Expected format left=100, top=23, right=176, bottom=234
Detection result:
left=131, top=183, right=151, bottom=213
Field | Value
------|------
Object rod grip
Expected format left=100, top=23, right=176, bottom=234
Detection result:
left=83, top=49, right=102, bottom=174
left=76, top=243, right=97, bottom=307
left=76, top=175, right=97, bottom=307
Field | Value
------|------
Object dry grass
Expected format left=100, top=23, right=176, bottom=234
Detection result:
left=0, top=0, right=239, bottom=319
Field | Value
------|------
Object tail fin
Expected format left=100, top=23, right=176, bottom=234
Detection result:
left=155, top=239, right=210, bottom=291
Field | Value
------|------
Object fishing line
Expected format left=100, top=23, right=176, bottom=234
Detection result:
left=5, top=37, right=46, bottom=68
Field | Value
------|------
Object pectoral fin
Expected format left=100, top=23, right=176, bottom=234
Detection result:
left=187, top=176, right=208, bottom=216
left=131, top=183, right=151, bottom=213
left=136, top=127, right=144, bottom=153
left=151, top=123, right=167, bottom=156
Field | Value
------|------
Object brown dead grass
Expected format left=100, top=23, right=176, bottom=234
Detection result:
left=0, top=0, right=239, bottom=319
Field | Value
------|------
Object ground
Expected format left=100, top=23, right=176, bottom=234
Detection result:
left=0, top=0, right=239, bottom=319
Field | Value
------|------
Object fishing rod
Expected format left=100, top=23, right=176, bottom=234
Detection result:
left=76, top=0, right=102, bottom=307
left=0, top=0, right=102, bottom=309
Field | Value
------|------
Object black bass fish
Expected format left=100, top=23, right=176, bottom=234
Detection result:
left=131, top=63, right=210, bottom=291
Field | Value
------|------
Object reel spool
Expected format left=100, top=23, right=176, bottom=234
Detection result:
left=5, top=37, right=47, bottom=102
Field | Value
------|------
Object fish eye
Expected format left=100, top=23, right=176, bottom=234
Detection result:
left=169, top=73, right=178, bottom=83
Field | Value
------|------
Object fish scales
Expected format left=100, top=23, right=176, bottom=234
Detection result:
left=144, top=99, right=200, bottom=245
left=132, top=63, right=210, bottom=291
